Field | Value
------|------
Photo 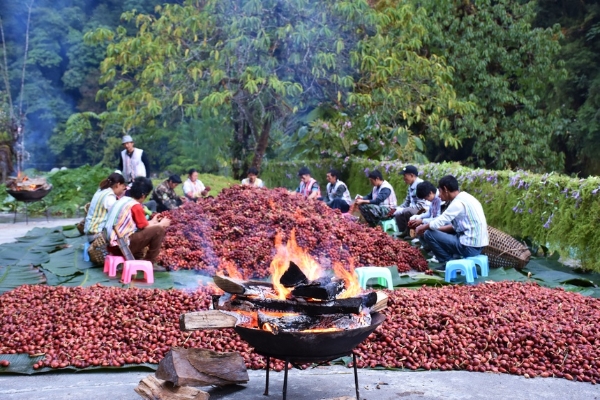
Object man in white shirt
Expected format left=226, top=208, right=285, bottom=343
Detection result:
left=393, top=165, right=427, bottom=236
left=415, top=175, right=488, bottom=270
left=118, top=135, right=150, bottom=183
left=241, top=167, right=265, bottom=188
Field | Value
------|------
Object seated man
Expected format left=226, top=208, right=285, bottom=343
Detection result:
left=105, top=177, right=171, bottom=264
left=183, top=169, right=211, bottom=201
left=323, top=169, right=352, bottom=213
left=152, top=174, right=184, bottom=212
left=415, top=175, right=488, bottom=270
left=408, top=181, right=442, bottom=228
left=393, top=165, right=427, bottom=235
left=354, top=170, right=397, bottom=227
left=241, top=167, right=265, bottom=188
left=294, top=167, right=320, bottom=200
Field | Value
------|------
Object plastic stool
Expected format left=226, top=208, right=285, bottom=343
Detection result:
left=104, top=255, right=125, bottom=277
left=122, top=260, right=154, bottom=284
left=466, top=254, right=489, bottom=277
left=83, top=242, right=90, bottom=262
left=355, top=267, right=394, bottom=290
left=379, top=219, right=399, bottom=234
left=445, top=259, right=477, bottom=283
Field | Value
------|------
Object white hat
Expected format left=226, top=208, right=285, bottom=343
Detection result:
left=122, top=135, right=133, bottom=144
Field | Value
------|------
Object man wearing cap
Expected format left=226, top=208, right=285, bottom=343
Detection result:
left=393, top=165, right=427, bottom=236
left=151, top=175, right=185, bottom=213
left=354, top=169, right=398, bottom=227
left=294, top=167, right=321, bottom=200
left=118, top=135, right=150, bottom=183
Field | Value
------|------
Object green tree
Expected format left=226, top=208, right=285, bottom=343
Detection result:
left=87, top=0, right=474, bottom=176
left=413, top=0, right=566, bottom=173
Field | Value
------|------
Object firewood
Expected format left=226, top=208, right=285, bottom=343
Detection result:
left=179, top=310, right=247, bottom=331
left=291, top=278, right=345, bottom=300
left=155, top=347, right=248, bottom=387
left=213, top=275, right=274, bottom=296
left=279, top=261, right=308, bottom=287
left=371, top=291, right=388, bottom=312
left=257, top=311, right=371, bottom=333
left=134, top=374, right=209, bottom=400
left=214, top=292, right=377, bottom=316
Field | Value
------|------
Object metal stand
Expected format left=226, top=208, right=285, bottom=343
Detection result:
left=13, top=199, right=49, bottom=224
left=263, top=352, right=360, bottom=400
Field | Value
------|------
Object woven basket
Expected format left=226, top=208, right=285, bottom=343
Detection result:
left=88, top=234, right=108, bottom=265
left=483, top=226, right=531, bottom=269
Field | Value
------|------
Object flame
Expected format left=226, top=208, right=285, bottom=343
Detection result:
left=263, top=323, right=274, bottom=333
left=332, top=260, right=361, bottom=299
left=206, top=281, right=224, bottom=295
left=301, top=327, right=340, bottom=333
left=270, top=229, right=323, bottom=300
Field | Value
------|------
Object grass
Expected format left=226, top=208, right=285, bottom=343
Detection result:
left=152, top=173, right=238, bottom=197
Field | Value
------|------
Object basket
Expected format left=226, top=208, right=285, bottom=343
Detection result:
left=483, top=226, right=531, bottom=269
left=88, top=234, right=108, bottom=265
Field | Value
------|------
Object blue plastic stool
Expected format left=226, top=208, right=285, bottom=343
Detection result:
left=83, top=242, right=90, bottom=262
left=466, top=254, right=489, bottom=277
left=355, top=267, right=394, bottom=290
left=444, top=259, right=477, bottom=283
left=379, top=219, right=399, bottom=234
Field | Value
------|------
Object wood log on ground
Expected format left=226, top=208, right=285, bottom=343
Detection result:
left=155, top=348, right=248, bottom=387
left=214, top=292, right=377, bottom=316
left=134, top=374, right=209, bottom=400
left=291, top=277, right=345, bottom=300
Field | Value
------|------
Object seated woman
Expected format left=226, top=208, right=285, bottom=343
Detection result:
left=84, top=172, right=127, bottom=243
left=104, top=177, right=171, bottom=265
left=183, top=168, right=211, bottom=201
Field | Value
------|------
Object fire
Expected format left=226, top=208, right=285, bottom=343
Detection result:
left=270, top=229, right=323, bottom=300
left=332, top=261, right=361, bottom=299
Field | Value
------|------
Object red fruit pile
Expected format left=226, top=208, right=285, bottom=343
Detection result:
left=157, top=186, right=428, bottom=277
left=1, top=282, right=599, bottom=383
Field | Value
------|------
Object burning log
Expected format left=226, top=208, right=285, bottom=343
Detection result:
left=179, top=310, right=252, bottom=331
left=134, top=375, right=209, bottom=400
left=291, top=276, right=345, bottom=301
left=155, top=347, right=249, bottom=387
left=214, top=291, right=377, bottom=316
left=279, top=261, right=308, bottom=287
left=257, top=311, right=372, bottom=334
left=213, top=274, right=274, bottom=296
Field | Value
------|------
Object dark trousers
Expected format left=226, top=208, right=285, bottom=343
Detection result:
left=328, top=198, right=350, bottom=213
left=130, top=225, right=166, bottom=262
left=421, top=229, right=483, bottom=263
left=394, top=207, right=419, bottom=233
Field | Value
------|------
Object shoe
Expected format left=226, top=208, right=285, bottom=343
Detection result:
left=434, top=264, right=446, bottom=271
left=153, top=265, right=167, bottom=272
left=427, top=256, right=439, bottom=263
left=411, top=238, right=420, bottom=244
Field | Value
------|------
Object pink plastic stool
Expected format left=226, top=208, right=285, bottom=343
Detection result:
left=103, top=255, right=125, bottom=278
left=121, top=260, right=154, bottom=284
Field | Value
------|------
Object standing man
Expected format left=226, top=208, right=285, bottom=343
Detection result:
left=354, top=170, right=397, bottom=227
left=415, top=175, right=488, bottom=270
left=241, top=167, right=265, bottom=188
left=152, top=175, right=185, bottom=212
left=323, top=169, right=352, bottom=213
left=119, top=135, right=150, bottom=183
left=294, top=167, right=321, bottom=200
left=394, top=165, right=427, bottom=235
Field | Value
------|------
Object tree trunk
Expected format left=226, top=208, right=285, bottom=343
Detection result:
left=251, top=118, right=271, bottom=172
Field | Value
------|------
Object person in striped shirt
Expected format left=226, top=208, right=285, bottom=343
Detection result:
left=415, top=175, right=488, bottom=270
left=84, top=172, right=127, bottom=242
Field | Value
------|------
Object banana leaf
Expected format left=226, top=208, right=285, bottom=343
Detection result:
left=0, top=265, right=46, bottom=294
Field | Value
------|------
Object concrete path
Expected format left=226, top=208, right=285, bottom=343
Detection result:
left=0, top=218, right=599, bottom=399
left=1, top=367, right=599, bottom=400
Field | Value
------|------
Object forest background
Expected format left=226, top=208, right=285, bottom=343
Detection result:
left=0, top=0, right=599, bottom=180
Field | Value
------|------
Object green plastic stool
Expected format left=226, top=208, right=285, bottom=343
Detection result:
left=355, top=267, right=394, bottom=290
left=379, top=219, right=399, bottom=234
